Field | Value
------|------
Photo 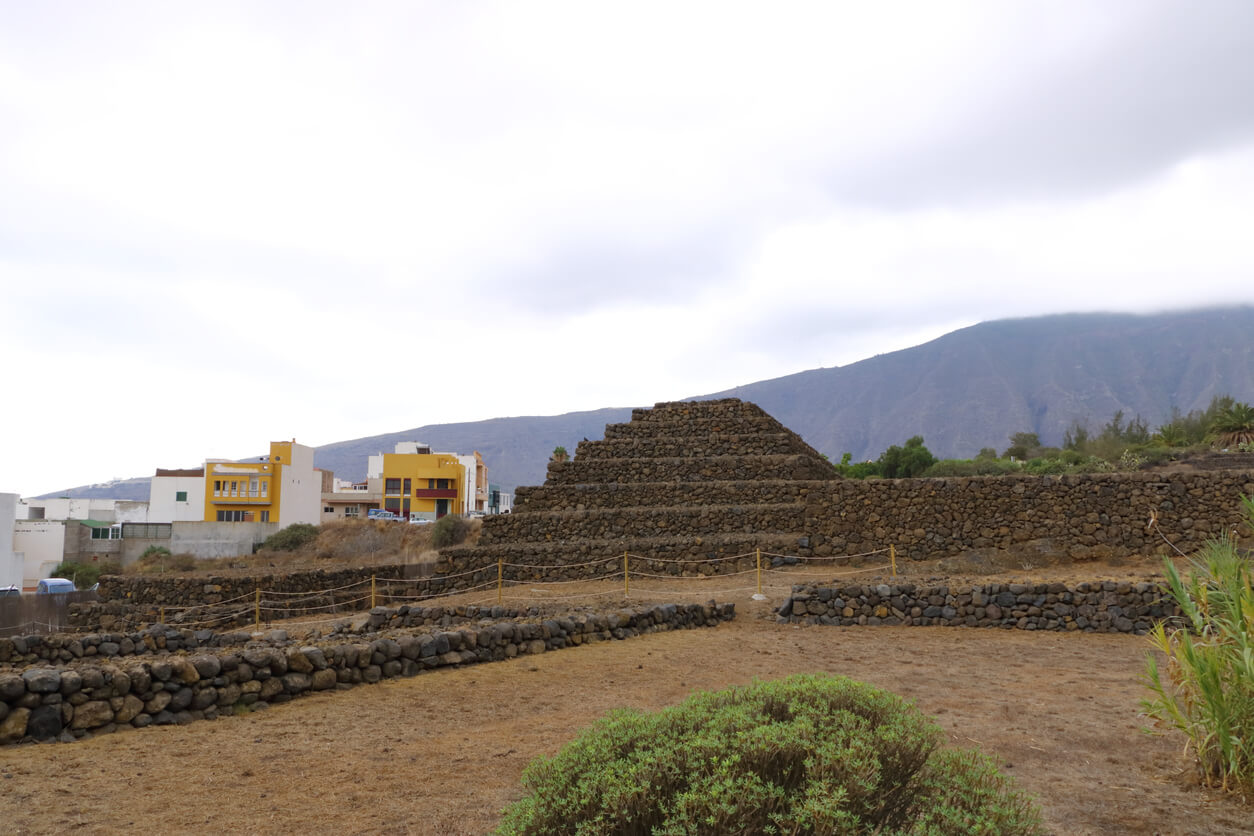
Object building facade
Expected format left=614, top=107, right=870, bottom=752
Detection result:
left=366, top=442, right=474, bottom=521
left=203, top=440, right=320, bottom=526
left=148, top=468, right=206, bottom=522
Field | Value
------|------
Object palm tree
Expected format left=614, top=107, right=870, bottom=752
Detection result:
left=1209, top=401, right=1254, bottom=449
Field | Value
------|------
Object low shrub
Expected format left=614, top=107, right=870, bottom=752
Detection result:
left=140, top=545, right=172, bottom=560
left=51, top=561, right=119, bottom=589
left=430, top=514, right=471, bottom=549
left=261, top=523, right=320, bottom=552
left=1143, top=494, right=1254, bottom=794
left=496, top=674, right=1043, bottom=835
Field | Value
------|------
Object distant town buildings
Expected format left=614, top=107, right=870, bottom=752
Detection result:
left=6, top=438, right=501, bottom=588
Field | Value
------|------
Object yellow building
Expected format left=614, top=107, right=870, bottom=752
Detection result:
left=368, top=442, right=477, bottom=521
left=203, top=440, right=320, bottom=525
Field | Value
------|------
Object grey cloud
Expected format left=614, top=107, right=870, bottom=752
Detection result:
left=826, top=2, right=1254, bottom=208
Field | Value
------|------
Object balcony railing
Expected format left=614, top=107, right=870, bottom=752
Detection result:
left=413, top=489, right=458, bottom=499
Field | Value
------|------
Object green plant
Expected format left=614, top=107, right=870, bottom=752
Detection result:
left=551, top=446, right=570, bottom=464
left=140, top=545, right=172, bottom=560
left=1209, top=401, right=1254, bottom=450
left=51, top=561, right=113, bottom=589
left=261, top=522, right=320, bottom=552
left=1142, top=494, right=1254, bottom=794
left=430, top=514, right=470, bottom=549
left=878, top=436, right=937, bottom=479
left=496, top=674, right=1043, bottom=835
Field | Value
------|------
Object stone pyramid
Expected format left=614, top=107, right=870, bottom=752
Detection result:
left=437, top=399, right=837, bottom=580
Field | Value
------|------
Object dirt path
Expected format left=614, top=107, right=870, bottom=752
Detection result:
left=1, top=573, right=1250, bottom=835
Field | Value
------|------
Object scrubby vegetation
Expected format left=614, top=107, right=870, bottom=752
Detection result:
left=837, top=395, right=1254, bottom=480
left=496, top=674, right=1043, bottom=835
left=261, top=522, right=320, bottom=552
left=430, top=514, right=471, bottom=549
left=1142, top=494, right=1254, bottom=795
left=51, top=560, right=120, bottom=588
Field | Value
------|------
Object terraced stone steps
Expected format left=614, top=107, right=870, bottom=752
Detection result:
left=545, top=454, right=837, bottom=486
left=513, top=479, right=828, bottom=513
left=478, top=502, right=807, bottom=545
left=574, top=432, right=813, bottom=460
left=602, top=415, right=783, bottom=440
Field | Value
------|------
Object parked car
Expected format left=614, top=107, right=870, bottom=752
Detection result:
left=0, top=585, right=20, bottom=598
left=36, top=578, right=77, bottom=595
left=368, top=510, right=401, bottom=521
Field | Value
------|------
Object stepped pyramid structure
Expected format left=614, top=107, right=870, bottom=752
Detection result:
left=439, top=399, right=838, bottom=580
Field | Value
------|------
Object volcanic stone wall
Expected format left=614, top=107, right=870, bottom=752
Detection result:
left=0, top=600, right=735, bottom=745
left=777, top=579, right=1179, bottom=634
left=800, top=471, right=1254, bottom=560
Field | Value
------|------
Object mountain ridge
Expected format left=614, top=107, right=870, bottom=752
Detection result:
left=39, top=307, right=1254, bottom=500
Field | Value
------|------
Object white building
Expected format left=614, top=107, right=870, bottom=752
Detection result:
left=148, top=468, right=207, bottom=522
left=0, top=493, right=19, bottom=589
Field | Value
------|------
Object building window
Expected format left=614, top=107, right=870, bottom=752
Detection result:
left=385, top=478, right=401, bottom=494
left=402, top=478, right=411, bottom=494
left=344, top=505, right=359, bottom=518
left=217, top=510, right=256, bottom=522
left=437, top=478, right=450, bottom=490
left=324, top=506, right=334, bottom=514
left=175, top=491, right=188, bottom=502
left=428, top=479, right=435, bottom=489
left=260, top=511, right=270, bottom=522
left=230, top=481, right=238, bottom=497
left=122, top=523, right=171, bottom=539
left=90, top=526, right=121, bottom=540
left=249, top=477, right=260, bottom=498
left=213, top=480, right=222, bottom=497
left=261, top=480, right=268, bottom=497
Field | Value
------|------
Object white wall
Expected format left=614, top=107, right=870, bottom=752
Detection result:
left=148, top=475, right=206, bottom=522
left=0, top=493, right=19, bottom=588
left=13, top=520, right=66, bottom=589
left=25, top=497, right=140, bottom=522
left=278, top=442, right=320, bottom=526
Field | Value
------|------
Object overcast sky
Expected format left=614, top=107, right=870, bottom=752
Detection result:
left=4, top=1, right=1254, bottom=497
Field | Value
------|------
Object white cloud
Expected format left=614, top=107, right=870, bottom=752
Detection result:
left=3, top=1, right=1254, bottom=496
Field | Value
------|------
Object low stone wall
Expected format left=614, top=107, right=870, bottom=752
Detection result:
left=513, top=479, right=823, bottom=513
left=0, top=600, right=736, bottom=745
left=575, top=433, right=809, bottom=461
left=547, top=454, right=838, bottom=486
left=603, top=415, right=782, bottom=440
left=479, top=503, right=806, bottom=546
left=96, top=564, right=413, bottom=607
left=802, top=471, right=1254, bottom=560
left=777, top=579, right=1178, bottom=633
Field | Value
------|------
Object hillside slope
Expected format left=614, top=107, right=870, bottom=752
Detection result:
left=39, top=307, right=1254, bottom=499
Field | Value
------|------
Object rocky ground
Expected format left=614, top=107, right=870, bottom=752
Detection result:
left=0, top=559, right=1250, bottom=835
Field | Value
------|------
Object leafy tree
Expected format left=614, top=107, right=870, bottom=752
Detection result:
left=1002, top=432, right=1042, bottom=460
left=975, top=447, right=998, bottom=461
left=878, top=435, right=937, bottom=479
left=52, top=560, right=118, bottom=589
left=550, top=446, right=570, bottom=464
left=1062, top=420, right=1090, bottom=451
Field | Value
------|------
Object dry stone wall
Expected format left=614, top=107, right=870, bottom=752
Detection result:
left=801, top=471, right=1254, bottom=560
left=0, top=600, right=735, bottom=745
left=777, top=579, right=1179, bottom=634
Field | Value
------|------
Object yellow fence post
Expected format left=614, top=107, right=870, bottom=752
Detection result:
left=623, top=551, right=629, bottom=597
left=497, top=559, right=503, bottom=606
left=756, top=548, right=762, bottom=596
left=254, top=587, right=260, bottom=628
left=371, top=575, right=377, bottom=608
left=890, top=544, right=897, bottom=578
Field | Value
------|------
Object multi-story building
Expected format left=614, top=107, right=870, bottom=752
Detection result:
left=366, top=442, right=484, bottom=521
left=148, top=468, right=206, bottom=522
left=203, top=440, right=320, bottom=526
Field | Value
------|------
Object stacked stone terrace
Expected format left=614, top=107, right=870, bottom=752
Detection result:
left=439, top=399, right=838, bottom=579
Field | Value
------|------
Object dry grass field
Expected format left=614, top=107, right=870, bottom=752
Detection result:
left=1, top=562, right=1251, bottom=835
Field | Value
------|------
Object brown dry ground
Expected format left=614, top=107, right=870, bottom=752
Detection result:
left=1, top=561, right=1252, bottom=836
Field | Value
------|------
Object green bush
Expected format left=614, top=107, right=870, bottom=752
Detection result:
left=1143, top=494, right=1254, bottom=794
left=430, top=514, right=470, bottom=549
left=261, top=523, right=320, bottom=552
left=496, top=674, right=1043, bottom=835
left=51, top=560, right=117, bottom=589
left=140, top=545, right=172, bottom=560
